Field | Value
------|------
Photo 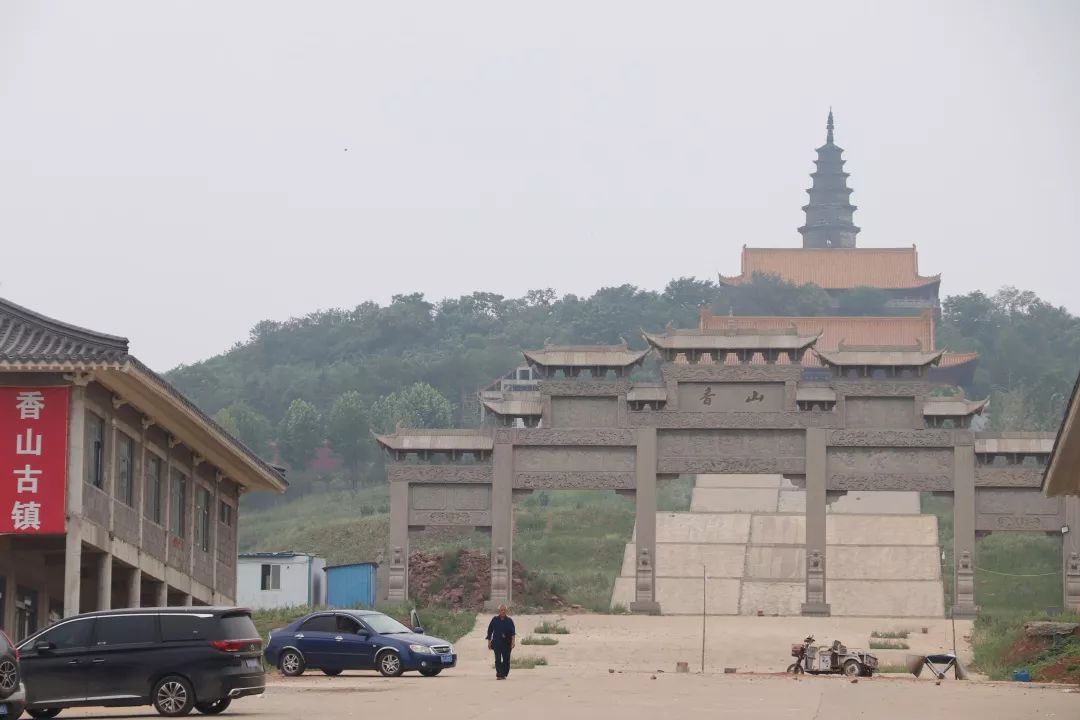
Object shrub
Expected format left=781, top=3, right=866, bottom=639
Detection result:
left=870, top=640, right=910, bottom=650
left=521, top=635, right=559, bottom=646
left=871, top=630, right=910, bottom=639
left=534, top=619, right=570, bottom=635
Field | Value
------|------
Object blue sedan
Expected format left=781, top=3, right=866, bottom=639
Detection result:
left=265, top=610, right=457, bottom=677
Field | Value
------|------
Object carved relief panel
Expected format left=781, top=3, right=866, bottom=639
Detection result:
left=676, top=382, right=784, bottom=412
left=656, top=429, right=805, bottom=475
left=975, top=488, right=1065, bottom=532
left=408, top=483, right=492, bottom=527
left=826, top=447, right=953, bottom=490
left=844, top=397, right=916, bottom=429
left=513, top=446, right=635, bottom=490
left=550, top=397, right=619, bottom=428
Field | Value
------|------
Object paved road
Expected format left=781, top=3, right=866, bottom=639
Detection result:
left=62, top=670, right=1079, bottom=720
left=34, top=614, right=1080, bottom=719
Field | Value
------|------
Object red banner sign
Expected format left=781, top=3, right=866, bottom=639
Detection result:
left=0, top=386, right=69, bottom=534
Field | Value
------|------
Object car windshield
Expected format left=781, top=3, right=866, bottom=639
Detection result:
left=361, top=613, right=412, bottom=635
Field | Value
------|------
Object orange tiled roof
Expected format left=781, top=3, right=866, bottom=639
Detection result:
left=696, top=310, right=977, bottom=370
left=719, top=246, right=940, bottom=290
left=939, top=351, right=979, bottom=368
left=701, top=309, right=937, bottom=349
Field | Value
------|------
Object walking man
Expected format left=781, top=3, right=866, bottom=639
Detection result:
left=486, top=604, right=516, bottom=679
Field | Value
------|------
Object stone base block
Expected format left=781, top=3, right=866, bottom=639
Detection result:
left=630, top=600, right=661, bottom=615
left=801, top=601, right=832, bottom=616
left=951, top=603, right=979, bottom=619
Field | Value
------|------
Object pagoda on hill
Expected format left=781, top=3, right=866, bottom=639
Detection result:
left=715, top=110, right=972, bottom=384
left=719, top=111, right=939, bottom=313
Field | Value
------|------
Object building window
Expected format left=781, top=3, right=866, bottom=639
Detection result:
left=86, top=413, right=106, bottom=489
left=145, top=454, right=164, bottom=524
left=15, top=586, right=38, bottom=642
left=219, top=500, right=233, bottom=527
left=170, top=470, right=187, bottom=539
left=116, top=432, right=136, bottom=506
left=260, top=564, right=281, bottom=591
left=194, top=485, right=211, bottom=553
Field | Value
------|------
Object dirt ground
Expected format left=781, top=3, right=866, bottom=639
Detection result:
left=46, top=615, right=1080, bottom=719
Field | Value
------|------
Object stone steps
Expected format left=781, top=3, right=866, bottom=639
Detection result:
left=611, top=474, right=945, bottom=617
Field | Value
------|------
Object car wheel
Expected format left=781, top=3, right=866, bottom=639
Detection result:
left=279, top=649, right=306, bottom=677
left=153, top=675, right=196, bottom=717
left=0, top=656, right=19, bottom=699
left=376, top=651, right=403, bottom=677
left=786, top=663, right=803, bottom=674
left=842, top=660, right=862, bottom=678
left=321, top=668, right=343, bottom=677
left=28, top=710, right=62, bottom=719
left=419, top=667, right=442, bottom=677
left=194, top=699, right=232, bottom=715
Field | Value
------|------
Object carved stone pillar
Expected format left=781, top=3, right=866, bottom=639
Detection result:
left=1066, top=553, right=1080, bottom=612
left=487, top=433, right=513, bottom=610
left=388, top=478, right=409, bottom=603
left=802, top=428, right=830, bottom=616
left=387, top=545, right=407, bottom=603
left=631, top=428, right=660, bottom=613
left=634, top=548, right=655, bottom=609
left=490, top=547, right=509, bottom=607
left=805, top=549, right=826, bottom=609
left=1065, top=496, right=1080, bottom=612
left=952, top=444, right=978, bottom=618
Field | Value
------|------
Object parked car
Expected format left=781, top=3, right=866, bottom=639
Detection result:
left=264, top=609, right=457, bottom=677
left=16, top=607, right=264, bottom=717
left=0, top=629, right=27, bottom=719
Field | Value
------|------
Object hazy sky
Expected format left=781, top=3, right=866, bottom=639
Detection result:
left=2, top=1, right=1078, bottom=370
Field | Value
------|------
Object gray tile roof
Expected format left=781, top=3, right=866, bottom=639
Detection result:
left=522, top=339, right=650, bottom=369
left=0, top=297, right=129, bottom=366
left=0, top=296, right=287, bottom=493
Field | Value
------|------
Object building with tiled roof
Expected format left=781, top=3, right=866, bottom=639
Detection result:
left=698, top=309, right=977, bottom=386
left=0, top=296, right=286, bottom=633
left=720, top=112, right=940, bottom=313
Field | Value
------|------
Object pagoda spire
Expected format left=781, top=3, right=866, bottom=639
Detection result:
left=798, top=109, right=860, bottom=248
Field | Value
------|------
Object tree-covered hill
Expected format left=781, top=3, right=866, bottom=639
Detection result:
left=166, top=276, right=1080, bottom=492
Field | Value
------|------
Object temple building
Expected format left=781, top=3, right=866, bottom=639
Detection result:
left=0, top=298, right=287, bottom=640
left=718, top=246, right=941, bottom=313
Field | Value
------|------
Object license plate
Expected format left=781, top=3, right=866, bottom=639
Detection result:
left=245, top=658, right=261, bottom=669
left=440, top=654, right=454, bottom=664
left=0, top=703, right=8, bottom=716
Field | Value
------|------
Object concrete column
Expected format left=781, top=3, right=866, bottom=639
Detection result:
left=97, top=553, right=113, bottom=611
left=2, top=565, right=16, bottom=632
left=183, top=592, right=193, bottom=607
left=1064, top=495, right=1080, bottom=612
left=952, top=444, right=978, bottom=618
left=802, top=427, right=830, bottom=616
left=64, top=383, right=87, bottom=618
left=157, top=581, right=168, bottom=607
left=128, top=567, right=142, bottom=609
left=487, top=436, right=513, bottom=610
left=631, top=428, right=660, bottom=614
left=387, top=479, right=409, bottom=603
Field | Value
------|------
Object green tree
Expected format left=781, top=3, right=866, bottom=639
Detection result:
left=836, top=286, right=890, bottom=316
left=212, top=401, right=273, bottom=457
left=715, top=273, right=832, bottom=316
left=327, top=391, right=371, bottom=489
left=370, top=382, right=453, bottom=433
left=277, top=399, right=324, bottom=469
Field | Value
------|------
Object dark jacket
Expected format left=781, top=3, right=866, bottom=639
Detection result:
left=486, top=616, right=516, bottom=646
